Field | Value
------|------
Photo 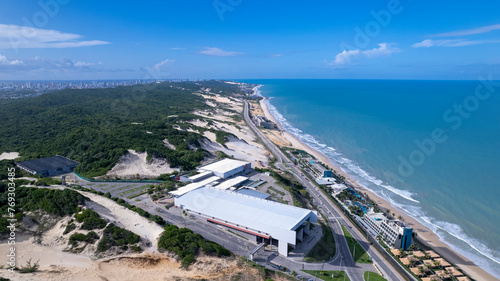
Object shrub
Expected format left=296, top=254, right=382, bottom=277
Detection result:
left=75, top=209, right=107, bottom=230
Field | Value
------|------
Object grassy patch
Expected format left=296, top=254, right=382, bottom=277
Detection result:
left=127, top=191, right=149, bottom=199
left=118, top=185, right=149, bottom=197
left=364, top=271, right=387, bottom=281
left=341, top=224, right=372, bottom=264
left=303, top=270, right=350, bottom=281
left=268, top=186, right=285, bottom=196
left=305, top=222, right=336, bottom=262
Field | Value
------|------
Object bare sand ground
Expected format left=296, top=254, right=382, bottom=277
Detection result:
left=0, top=152, right=19, bottom=160
left=0, top=247, right=263, bottom=281
left=259, top=98, right=497, bottom=281
left=102, top=149, right=178, bottom=179
left=189, top=94, right=270, bottom=167
left=0, top=189, right=264, bottom=281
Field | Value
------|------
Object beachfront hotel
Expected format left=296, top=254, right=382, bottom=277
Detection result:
left=361, top=209, right=413, bottom=250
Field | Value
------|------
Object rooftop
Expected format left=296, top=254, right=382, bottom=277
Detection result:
left=199, top=158, right=250, bottom=173
left=214, top=176, right=248, bottom=190
left=16, top=155, right=79, bottom=172
left=235, top=188, right=270, bottom=200
left=175, top=187, right=315, bottom=232
left=170, top=176, right=220, bottom=196
left=188, top=170, right=213, bottom=181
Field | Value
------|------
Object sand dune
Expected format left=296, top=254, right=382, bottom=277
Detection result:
left=103, top=149, right=178, bottom=179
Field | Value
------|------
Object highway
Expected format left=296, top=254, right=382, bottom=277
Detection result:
left=243, top=100, right=413, bottom=281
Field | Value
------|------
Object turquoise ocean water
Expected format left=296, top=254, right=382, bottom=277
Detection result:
left=241, top=79, right=500, bottom=278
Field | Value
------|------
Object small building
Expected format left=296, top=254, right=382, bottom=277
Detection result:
left=174, top=187, right=317, bottom=257
left=362, top=209, right=413, bottom=250
left=199, top=158, right=251, bottom=179
left=254, top=115, right=276, bottom=129
left=16, top=155, right=79, bottom=177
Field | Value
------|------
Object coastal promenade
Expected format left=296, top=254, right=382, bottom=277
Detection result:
left=243, top=100, right=412, bottom=281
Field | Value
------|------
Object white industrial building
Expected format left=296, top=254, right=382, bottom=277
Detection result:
left=188, top=171, right=214, bottom=182
left=198, top=158, right=251, bottom=178
left=175, top=187, right=317, bottom=257
left=213, top=176, right=249, bottom=190
left=170, top=176, right=220, bottom=197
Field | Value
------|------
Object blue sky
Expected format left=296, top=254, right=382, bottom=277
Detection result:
left=0, top=0, right=499, bottom=80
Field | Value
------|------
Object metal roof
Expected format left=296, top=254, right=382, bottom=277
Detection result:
left=199, top=158, right=249, bottom=173
left=213, top=176, right=248, bottom=190
left=170, top=176, right=220, bottom=196
left=175, top=187, right=315, bottom=232
left=16, top=155, right=79, bottom=172
left=235, top=188, right=270, bottom=200
left=188, top=171, right=213, bottom=181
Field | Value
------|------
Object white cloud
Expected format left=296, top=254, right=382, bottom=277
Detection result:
left=0, top=54, right=23, bottom=65
left=332, top=49, right=360, bottom=65
left=0, top=24, right=110, bottom=49
left=431, top=23, right=500, bottom=37
left=330, top=43, right=399, bottom=66
left=74, top=61, right=95, bottom=67
left=199, top=47, right=244, bottom=57
left=412, top=39, right=500, bottom=48
left=152, top=59, right=175, bottom=71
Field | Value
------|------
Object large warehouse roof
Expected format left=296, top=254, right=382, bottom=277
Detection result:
left=175, top=187, right=315, bottom=233
left=213, top=176, right=248, bottom=190
left=199, top=158, right=249, bottom=173
left=16, top=155, right=79, bottom=173
left=170, top=176, right=220, bottom=197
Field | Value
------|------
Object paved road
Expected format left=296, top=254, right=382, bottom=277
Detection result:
left=244, top=100, right=412, bottom=281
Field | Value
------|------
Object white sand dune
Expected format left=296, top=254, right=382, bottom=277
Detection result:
left=0, top=152, right=19, bottom=160
left=104, top=149, right=177, bottom=179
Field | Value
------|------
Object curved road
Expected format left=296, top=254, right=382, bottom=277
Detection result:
left=244, top=100, right=413, bottom=281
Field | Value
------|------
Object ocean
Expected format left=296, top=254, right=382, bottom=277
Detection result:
left=240, top=79, right=500, bottom=278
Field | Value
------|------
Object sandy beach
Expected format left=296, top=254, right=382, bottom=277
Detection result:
left=258, top=98, right=497, bottom=281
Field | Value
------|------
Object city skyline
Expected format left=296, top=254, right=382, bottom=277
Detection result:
left=0, top=0, right=499, bottom=80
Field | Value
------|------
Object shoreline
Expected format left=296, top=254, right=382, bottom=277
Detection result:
left=257, top=97, right=497, bottom=281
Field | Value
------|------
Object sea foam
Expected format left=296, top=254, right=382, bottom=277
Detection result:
left=264, top=93, right=500, bottom=279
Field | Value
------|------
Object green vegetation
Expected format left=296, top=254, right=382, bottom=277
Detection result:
left=303, top=270, right=350, bottom=281
left=268, top=186, right=285, bottom=196
left=305, top=222, right=336, bottom=262
left=18, top=259, right=40, bottom=274
left=75, top=209, right=107, bottom=230
left=63, top=222, right=77, bottom=234
left=341, top=224, right=372, bottom=264
left=35, top=177, right=62, bottom=186
left=215, top=130, right=235, bottom=145
left=69, top=231, right=99, bottom=247
left=68, top=185, right=166, bottom=226
left=364, top=271, right=387, bottom=281
left=0, top=186, right=87, bottom=218
left=97, top=223, right=140, bottom=252
left=158, top=225, right=230, bottom=268
left=0, top=160, right=17, bottom=180
left=257, top=168, right=310, bottom=207
left=0, top=81, right=245, bottom=178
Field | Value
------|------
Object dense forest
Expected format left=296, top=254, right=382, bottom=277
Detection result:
left=0, top=81, right=244, bottom=178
